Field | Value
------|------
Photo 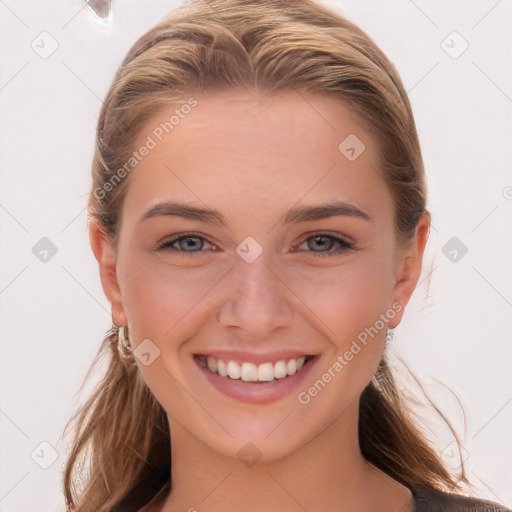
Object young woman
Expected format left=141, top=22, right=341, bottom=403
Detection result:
left=62, top=1, right=511, bottom=511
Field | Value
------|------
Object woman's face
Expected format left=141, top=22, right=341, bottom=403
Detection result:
left=92, top=89, right=427, bottom=462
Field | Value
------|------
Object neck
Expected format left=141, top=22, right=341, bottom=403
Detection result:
left=156, top=400, right=412, bottom=512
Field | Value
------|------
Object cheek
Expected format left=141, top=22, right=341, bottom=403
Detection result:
left=119, top=257, right=230, bottom=341
left=118, top=259, right=230, bottom=409
left=290, top=261, right=394, bottom=412
left=284, top=257, right=394, bottom=346
left=121, top=248, right=395, bottom=347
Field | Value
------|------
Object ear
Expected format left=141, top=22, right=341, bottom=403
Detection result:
left=89, top=217, right=127, bottom=327
left=387, top=210, right=431, bottom=329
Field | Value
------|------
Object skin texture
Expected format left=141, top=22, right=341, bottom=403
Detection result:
left=89, top=89, right=430, bottom=511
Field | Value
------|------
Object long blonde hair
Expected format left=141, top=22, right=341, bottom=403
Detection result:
left=62, top=1, right=469, bottom=510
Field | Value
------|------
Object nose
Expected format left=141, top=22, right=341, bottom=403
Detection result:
left=216, top=254, right=294, bottom=339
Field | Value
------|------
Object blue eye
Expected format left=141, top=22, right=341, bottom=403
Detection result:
left=156, top=232, right=355, bottom=257
left=157, top=233, right=216, bottom=253
left=299, top=233, right=355, bottom=256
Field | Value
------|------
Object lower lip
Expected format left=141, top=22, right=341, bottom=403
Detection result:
left=194, top=356, right=318, bottom=404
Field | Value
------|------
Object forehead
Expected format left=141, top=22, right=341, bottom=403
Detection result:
left=122, top=89, right=392, bottom=228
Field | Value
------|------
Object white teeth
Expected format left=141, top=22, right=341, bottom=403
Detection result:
left=240, top=362, right=258, bottom=382
left=286, top=359, right=297, bottom=376
left=274, top=360, right=287, bottom=379
left=257, top=362, right=275, bottom=382
left=217, top=359, right=227, bottom=377
left=227, top=360, right=241, bottom=379
left=207, top=357, right=217, bottom=373
left=198, top=355, right=311, bottom=382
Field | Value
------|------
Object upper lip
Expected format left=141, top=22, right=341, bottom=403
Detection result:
left=194, top=351, right=316, bottom=365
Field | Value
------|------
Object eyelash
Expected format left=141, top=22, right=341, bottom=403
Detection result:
left=156, top=232, right=356, bottom=257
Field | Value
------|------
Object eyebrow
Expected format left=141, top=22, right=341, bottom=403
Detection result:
left=139, top=200, right=372, bottom=226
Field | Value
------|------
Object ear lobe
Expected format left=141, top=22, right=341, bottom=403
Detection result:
left=387, top=210, right=431, bottom=329
left=88, top=217, right=127, bottom=326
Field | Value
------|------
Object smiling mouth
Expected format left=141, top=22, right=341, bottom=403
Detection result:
left=194, top=354, right=316, bottom=384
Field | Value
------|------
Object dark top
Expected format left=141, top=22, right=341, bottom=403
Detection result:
left=412, top=486, right=512, bottom=512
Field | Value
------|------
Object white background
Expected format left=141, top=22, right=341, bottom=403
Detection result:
left=0, top=1, right=511, bottom=510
